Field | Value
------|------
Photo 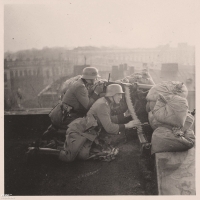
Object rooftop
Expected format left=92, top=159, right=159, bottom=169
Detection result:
left=149, top=67, right=195, bottom=91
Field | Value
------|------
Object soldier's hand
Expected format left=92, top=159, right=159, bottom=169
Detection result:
left=125, top=120, right=141, bottom=129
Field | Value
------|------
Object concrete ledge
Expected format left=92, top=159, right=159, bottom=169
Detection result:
left=4, top=108, right=52, bottom=115
left=155, top=147, right=195, bottom=195
left=4, top=114, right=51, bottom=139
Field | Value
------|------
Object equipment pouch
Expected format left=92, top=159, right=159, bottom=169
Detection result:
left=61, top=102, right=73, bottom=122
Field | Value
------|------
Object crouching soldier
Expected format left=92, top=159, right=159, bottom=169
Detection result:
left=42, top=67, right=104, bottom=140
left=27, top=84, right=140, bottom=162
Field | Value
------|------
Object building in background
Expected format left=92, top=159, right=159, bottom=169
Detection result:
left=4, top=58, right=74, bottom=109
left=4, top=43, right=195, bottom=110
left=74, top=43, right=194, bottom=71
left=149, top=64, right=195, bottom=111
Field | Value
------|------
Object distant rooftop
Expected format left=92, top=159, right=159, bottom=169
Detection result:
left=149, top=66, right=195, bottom=91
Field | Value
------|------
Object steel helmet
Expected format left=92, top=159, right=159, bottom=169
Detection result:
left=105, top=84, right=124, bottom=97
left=82, top=67, right=100, bottom=79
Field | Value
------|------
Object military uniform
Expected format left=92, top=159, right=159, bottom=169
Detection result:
left=58, top=97, right=130, bottom=162
left=49, top=78, right=97, bottom=130
left=87, top=97, right=126, bottom=134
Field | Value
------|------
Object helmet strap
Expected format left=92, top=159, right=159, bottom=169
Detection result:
left=81, top=78, right=87, bottom=85
left=82, top=78, right=94, bottom=88
left=112, top=96, right=117, bottom=105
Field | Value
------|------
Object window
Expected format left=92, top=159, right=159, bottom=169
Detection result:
left=4, top=73, right=7, bottom=82
left=10, top=71, right=14, bottom=78
left=37, top=69, right=40, bottom=76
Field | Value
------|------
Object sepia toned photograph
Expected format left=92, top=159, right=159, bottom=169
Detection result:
left=3, top=0, right=198, bottom=196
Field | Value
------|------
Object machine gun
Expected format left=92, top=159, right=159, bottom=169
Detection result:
left=94, top=72, right=153, bottom=94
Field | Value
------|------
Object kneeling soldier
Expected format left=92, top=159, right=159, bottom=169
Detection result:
left=42, top=67, right=104, bottom=140
left=27, top=84, right=140, bottom=162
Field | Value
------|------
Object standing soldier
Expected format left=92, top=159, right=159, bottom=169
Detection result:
left=16, top=88, right=23, bottom=108
left=42, top=67, right=104, bottom=139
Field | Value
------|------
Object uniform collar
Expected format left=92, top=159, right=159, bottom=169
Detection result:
left=105, top=96, right=112, bottom=105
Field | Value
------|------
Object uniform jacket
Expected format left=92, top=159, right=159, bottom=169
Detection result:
left=87, top=97, right=125, bottom=134
left=59, top=97, right=127, bottom=162
left=49, top=78, right=96, bottom=129
left=62, top=78, right=95, bottom=113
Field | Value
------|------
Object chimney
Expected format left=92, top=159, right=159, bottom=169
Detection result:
left=124, top=63, right=127, bottom=70
left=111, top=65, right=119, bottom=81
left=129, top=66, right=134, bottom=75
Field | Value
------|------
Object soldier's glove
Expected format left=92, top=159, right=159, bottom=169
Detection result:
left=125, top=120, right=141, bottom=129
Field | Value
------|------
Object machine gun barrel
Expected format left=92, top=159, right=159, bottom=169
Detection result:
left=134, top=82, right=154, bottom=90
left=103, top=81, right=154, bottom=90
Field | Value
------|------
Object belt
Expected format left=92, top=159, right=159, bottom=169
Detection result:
left=61, top=102, right=73, bottom=112
left=60, top=102, right=73, bottom=122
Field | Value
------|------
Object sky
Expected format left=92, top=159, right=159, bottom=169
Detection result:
left=3, top=0, right=200, bottom=52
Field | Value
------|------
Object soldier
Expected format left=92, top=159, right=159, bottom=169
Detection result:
left=27, top=84, right=140, bottom=162
left=42, top=67, right=104, bottom=140
left=16, top=88, right=23, bottom=108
